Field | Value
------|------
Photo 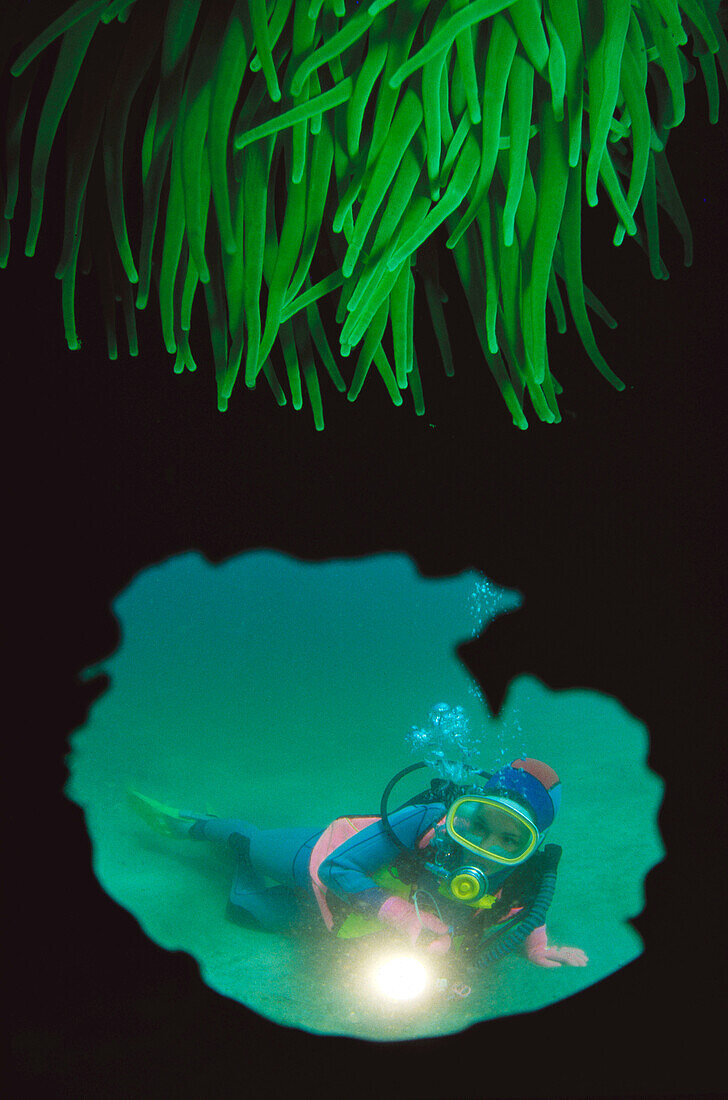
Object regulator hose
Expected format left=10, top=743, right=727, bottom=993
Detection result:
left=476, top=844, right=562, bottom=968
left=379, top=762, right=429, bottom=857
left=379, top=760, right=491, bottom=854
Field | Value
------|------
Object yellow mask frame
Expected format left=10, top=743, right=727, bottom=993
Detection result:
left=445, top=796, right=540, bottom=866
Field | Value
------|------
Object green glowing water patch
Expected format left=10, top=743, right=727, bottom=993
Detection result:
left=67, top=551, right=662, bottom=1040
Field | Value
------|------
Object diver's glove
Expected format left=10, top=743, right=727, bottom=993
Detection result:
left=524, top=925, right=589, bottom=967
left=377, top=896, right=452, bottom=954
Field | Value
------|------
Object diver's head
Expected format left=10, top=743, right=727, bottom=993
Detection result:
left=445, top=758, right=561, bottom=874
left=482, top=758, right=561, bottom=835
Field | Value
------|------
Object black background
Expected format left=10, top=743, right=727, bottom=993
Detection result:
left=5, top=64, right=726, bottom=1099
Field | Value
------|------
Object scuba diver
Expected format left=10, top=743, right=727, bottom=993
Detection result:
left=128, top=755, right=588, bottom=989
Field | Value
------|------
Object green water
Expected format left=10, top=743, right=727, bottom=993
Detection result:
left=67, top=551, right=662, bottom=1040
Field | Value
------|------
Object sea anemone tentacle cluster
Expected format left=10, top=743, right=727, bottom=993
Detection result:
left=1, top=0, right=725, bottom=428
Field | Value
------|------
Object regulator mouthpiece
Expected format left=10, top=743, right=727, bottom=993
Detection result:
left=449, top=866, right=490, bottom=902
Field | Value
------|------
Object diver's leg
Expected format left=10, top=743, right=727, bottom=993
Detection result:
left=130, top=796, right=323, bottom=930
left=247, top=826, right=324, bottom=889
left=129, top=792, right=322, bottom=891
left=227, top=862, right=306, bottom=932
left=226, top=826, right=324, bottom=931
left=127, top=791, right=259, bottom=855
left=189, top=819, right=324, bottom=885
left=189, top=816, right=257, bottom=859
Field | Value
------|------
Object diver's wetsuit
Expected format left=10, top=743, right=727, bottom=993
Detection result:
left=192, top=803, right=543, bottom=941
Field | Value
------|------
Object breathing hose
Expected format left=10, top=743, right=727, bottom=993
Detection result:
left=379, top=761, right=429, bottom=856
left=475, top=844, right=562, bottom=967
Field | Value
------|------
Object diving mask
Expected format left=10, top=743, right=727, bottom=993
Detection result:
left=445, top=796, right=540, bottom=867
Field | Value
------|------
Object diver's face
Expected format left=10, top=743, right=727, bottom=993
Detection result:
left=466, top=806, right=530, bottom=858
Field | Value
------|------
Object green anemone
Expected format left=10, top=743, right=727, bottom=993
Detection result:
left=1, top=0, right=726, bottom=428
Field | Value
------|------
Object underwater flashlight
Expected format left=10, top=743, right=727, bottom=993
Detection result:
left=373, top=955, right=429, bottom=1002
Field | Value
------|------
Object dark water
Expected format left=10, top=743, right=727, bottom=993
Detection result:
left=67, top=550, right=662, bottom=1040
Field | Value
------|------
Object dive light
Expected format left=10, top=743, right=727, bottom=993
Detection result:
left=372, top=954, right=428, bottom=1002
left=369, top=953, right=471, bottom=1003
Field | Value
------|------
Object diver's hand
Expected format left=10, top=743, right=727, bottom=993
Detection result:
left=525, top=925, right=589, bottom=967
left=542, top=946, right=588, bottom=966
left=377, top=896, right=452, bottom=955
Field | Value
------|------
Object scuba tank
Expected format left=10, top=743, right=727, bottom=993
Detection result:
left=379, top=762, right=562, bottom=965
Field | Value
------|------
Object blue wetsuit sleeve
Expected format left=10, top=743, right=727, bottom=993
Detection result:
left=317, top=804, right=444, bottom=916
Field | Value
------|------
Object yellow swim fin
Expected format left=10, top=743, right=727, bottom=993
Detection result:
left=127, top=789, right=198, bottom=839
